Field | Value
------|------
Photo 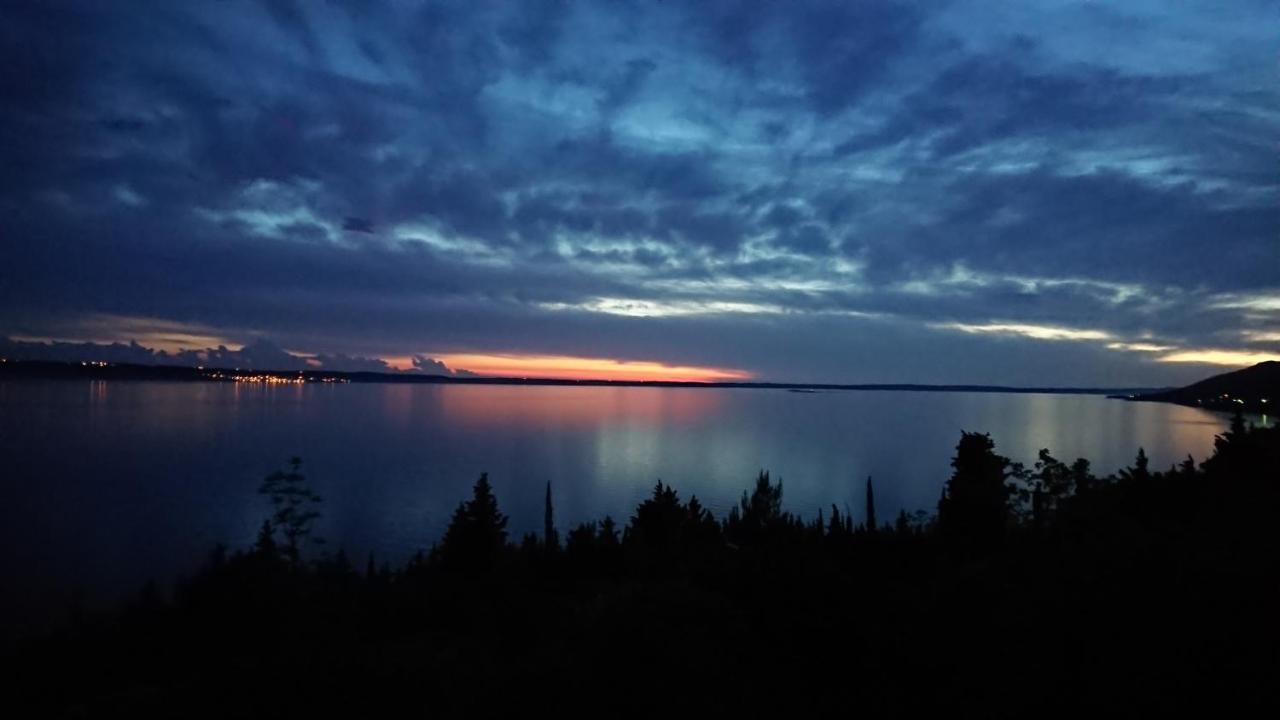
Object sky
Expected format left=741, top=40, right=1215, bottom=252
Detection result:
left=1, top=0, right=1277, bottom=385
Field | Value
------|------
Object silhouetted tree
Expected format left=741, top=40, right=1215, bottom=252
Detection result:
left=598, top=515, right=620, bottom=547
left=518, top=532, right=540, bottom=566
left=828, top=505, right=845, bottom=537
left=937, top=432, right=1016, bottom=548
left=1175, top=455, right=1197, bottom=478
left=1016, top=448, right=1091, bottom=529
left=684, top=494, right=721, bottom=546
left=1201, top=411, right=1279, bottom=486
left=865, top=476, right=877, bottom=534
left=743, top=471, right=784, bottom=525
left=253, top=520, right=278, bottom=559
left=436, top=473, right=509, bottom=572
left=258, top=457, right=324, bottom=562
left=732, top=470, right=786, bottom=540
left=806, top=508, right=825, bottom=541
left=1118, top=447, right=1152, bottom=484
left=566, top=521, right=596, bottom=553
left=894, top=509, right=910, bottom=536
left=544, top=481, right=560, bottom=553
left=625, top=481, right=685, bottom=568
left=565, top=521, right=598, bottom=574
left=597, top=515, right=622, bottom=571
left=1070, top=457, right=1095, bottom=495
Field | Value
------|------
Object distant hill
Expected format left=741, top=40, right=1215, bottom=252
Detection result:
left=1130, top=361, right=1278, bottom=413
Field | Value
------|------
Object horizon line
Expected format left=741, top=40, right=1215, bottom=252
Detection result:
left=0, top=358, right=1171, bottom=395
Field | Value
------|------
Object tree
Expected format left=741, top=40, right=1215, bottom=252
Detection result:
left=1118, top=448, right=1151, bottom=484
left=1016, top=448, right=1091, bottom=529
left=565, top=521, right=597, bottom=555
left=1200, top=411, right=1275, bottom=483
left=436, top=473, right=509, bottom=572
left=684, top=494, right=721, bottom=545
left=258, top=457, right=324, bottom=563
left=1070, top=457, right=1094, bottom=495
left=253, top=520, right=278, bottom=559
left=740, top=471, right=784, bottom=529
left=828, top=505, right=845, bottom=538
left=626, top=481, right=684, bottom=555
left=865, top=476, right=877, bottom=534
left=894, top=509, right=910, bottom=536
left=937, top=432, right=1016, bottom=547
left=598, top=515, right=620, bottom=547
left=544, top=481, right=560, bottom=553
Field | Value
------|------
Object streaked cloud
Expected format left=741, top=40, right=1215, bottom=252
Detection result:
left=1211, top=293, right=1280, bottom=313
left=539, top=297, right=787, bottom=319
left=936, top=322, right=1113, bottom=342
left=13, top=315, right=242, bottom=355
left=1157, top=349, right=1280, bottom=366
left=1106, top=342, right=1177, bottom=353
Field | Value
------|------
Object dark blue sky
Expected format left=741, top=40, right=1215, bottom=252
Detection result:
left=1, top=0, right=1276, bottom=384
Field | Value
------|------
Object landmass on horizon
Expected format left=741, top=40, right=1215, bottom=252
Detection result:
left=1127, top=360, right=1278, bottom=413
left=7, top=358, right=1276, bottom=411
left=0, top=355, right=1233, bottom=399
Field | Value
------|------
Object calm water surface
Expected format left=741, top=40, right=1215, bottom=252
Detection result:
left=0, top=380, right=1250, bottom=624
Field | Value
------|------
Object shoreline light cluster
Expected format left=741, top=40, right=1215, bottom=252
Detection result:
left=203, top=371, right=348, bottom=385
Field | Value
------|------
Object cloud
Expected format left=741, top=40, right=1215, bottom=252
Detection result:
left=411, top=355, right=475, bottom=377
left=936, top=322, right=1113, bottom=342
left=0, top=336, right=416, bottom=374
left=0, top=0, right=1275, bottom=386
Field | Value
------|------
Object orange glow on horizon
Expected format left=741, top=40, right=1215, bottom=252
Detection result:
left=1157, top=349, right=1280, bottom=366
left=429, top=353, right=754, bottom=383
left=381, top=356, right=417, bottom=371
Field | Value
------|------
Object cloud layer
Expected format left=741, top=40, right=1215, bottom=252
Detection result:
left=1, top=0, right=1276, bottom=384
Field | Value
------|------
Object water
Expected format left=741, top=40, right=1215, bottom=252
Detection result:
left=0, top=380, right=1246, bottom=626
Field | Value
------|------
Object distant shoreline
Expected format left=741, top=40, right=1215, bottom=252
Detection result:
left=0, top=359, right=1164, bottom=396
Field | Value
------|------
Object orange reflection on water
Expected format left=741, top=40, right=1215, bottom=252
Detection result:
left=429, top=353, right=753, bottom=382
left=429, top=384, right=725, bottom=428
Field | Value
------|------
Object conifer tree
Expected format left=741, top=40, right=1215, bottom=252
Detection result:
left=544, top=481, right=560, bottom=552
left=258, top=457, right=323, bottom=563
left=865, top=476, right=877, bottom=534
left=437, top=473, right=509, bottom=572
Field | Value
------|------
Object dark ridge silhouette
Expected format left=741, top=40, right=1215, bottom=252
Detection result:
left=1126, top=360, right=1278, bottom=412
left=5, top=419, right=1278, bottom=714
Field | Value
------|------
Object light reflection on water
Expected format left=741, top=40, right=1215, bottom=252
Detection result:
left=0, top=380, right=1257, bottom=619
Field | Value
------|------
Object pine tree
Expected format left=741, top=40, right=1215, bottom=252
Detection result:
left=894, top=509, right=910, bottom=536
left=740, top=471, right=784, bottom=528
left=254, top=519, right=278, bottom=559
left=828, top=505, right=843, bottom=537
left=865, top=476, right=877, bottom=534
left=598, top=515, right=619, bottom=547
left=544, top=481, right=560, bottom=552
left=1119, top=448, right=1151, bottom=483
left=437, top=473, right=509, bottom=572
left=258, top=457, right=323, bottom=563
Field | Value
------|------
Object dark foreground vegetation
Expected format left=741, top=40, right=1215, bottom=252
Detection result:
left=8, top=416, right=1278, bottom=716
